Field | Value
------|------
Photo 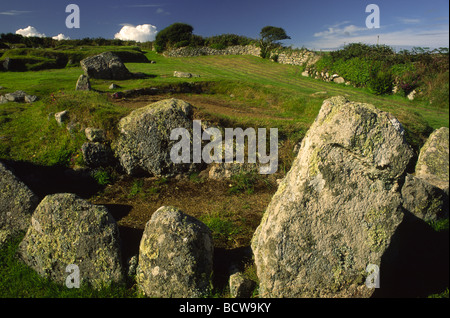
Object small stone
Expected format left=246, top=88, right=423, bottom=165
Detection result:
left=24, top=94, right=38, bottom=103
left=85, top=128, right=106, bottom=142
left=75, top=74, right=91, bottom=91
left=55, top=110, right=69, bottom=126
left=229, top=272, right=256, bottom=298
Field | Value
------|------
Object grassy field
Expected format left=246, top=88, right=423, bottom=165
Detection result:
left=0, top=47, right=448, bottom=298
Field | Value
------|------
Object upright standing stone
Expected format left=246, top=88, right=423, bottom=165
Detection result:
left=137, top=206, right=213, bottom=298
left=76, top=74, right=91, bottom=91
left=415, top=127, right=449, bottom=191
left=252, top=96, right=414, bottom=298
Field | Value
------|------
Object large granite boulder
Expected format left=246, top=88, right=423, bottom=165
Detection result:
left=113, top=98, right=202, bottom=177
left=80, top=52, right=132, bottom=80
left=415, top=127, right=449, bottom=191
left=136, top=206, right=213, bottom=298
left=0, top=162, right=40, bottom=245
left=251, top=96, right=414, bottom=298
left=18, top=193, right=124, bottom=289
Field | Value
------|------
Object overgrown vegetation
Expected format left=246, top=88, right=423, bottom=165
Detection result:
left=313, top=43, right=449, bottom=105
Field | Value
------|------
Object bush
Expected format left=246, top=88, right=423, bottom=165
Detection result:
left=205, top=34, right=254, bottom=48
left=209, top=43, right=227, bottom=50
left=333, top=57, right=372, bottom=87
left=368, top=69, right=394, bottom=95
left=154, top=23, right=194, bottom=53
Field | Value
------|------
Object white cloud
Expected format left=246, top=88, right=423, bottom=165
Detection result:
left=114, top=24, right=158, bottom=42
left=397, top=17, right=422, bottom=24
left=0, top=10, right=31, bottom=16
left=15, top=26, right=46, bottom=38
left=52, top=34, right=71, bottom=41
left=308, top=21, right=449, bottom=50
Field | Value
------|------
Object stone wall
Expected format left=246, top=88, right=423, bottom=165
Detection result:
left=164, top=45, right=261, bottom=58
left=164, top=45, right=321, bottom=68
left=275, top=49, right=321, bottom=67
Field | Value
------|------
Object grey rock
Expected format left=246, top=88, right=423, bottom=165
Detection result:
left=209, top=162, right=259, bottom=180
left=174, top=71, right=200, bottom=78
left=81, top=142, right=114, bottom=168
left=251, top=96, right=414, bottom=298
left=415, top=127, right=449, bottom=190
left=24, top=94, right=38, bottom=103
left=2, top=58, right=12, bottom=71
left=0, top=162, right=40, bottom=246
left=4, top=90, right=27, bottom=102
left=229, top=272, right=256, bottom=298
left=18, top=193, right=124, bottom=289
left=136, top=206, right=213, bottom=298
left=75, top=74, right=91, bottom=91
left=55, top=110, right=69, bottom=126
left=80, top=52, right=132, bottom=80
left=401, top=174, right=448, bottom=222
left=127, top=255, right=138, bottom=277
left=333, top=76, right=345, bottom=84
left=85, top=128, right=106, bottom=142
left=113, top=98, right=203, bottom=177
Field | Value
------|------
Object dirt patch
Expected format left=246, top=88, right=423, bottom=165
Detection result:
left=90, top=175, right=276, bottom=249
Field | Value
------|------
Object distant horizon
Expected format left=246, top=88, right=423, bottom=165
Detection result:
left=3, top=30, right=449, bottom=53
left=1, top=0, right=448, bottom=51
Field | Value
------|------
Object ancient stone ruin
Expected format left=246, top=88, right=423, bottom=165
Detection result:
left=1, top=94, right=448, bottom=298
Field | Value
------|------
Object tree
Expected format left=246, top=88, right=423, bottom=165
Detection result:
left=154, top=23, right=194, bottom=53
left=259, top=26, right=290, bottom=59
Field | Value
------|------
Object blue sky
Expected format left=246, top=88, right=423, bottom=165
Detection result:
left=0, top=0, right=448, bottom=50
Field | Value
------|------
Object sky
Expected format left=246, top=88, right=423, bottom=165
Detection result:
left=0, top=0, right=448, bottom=50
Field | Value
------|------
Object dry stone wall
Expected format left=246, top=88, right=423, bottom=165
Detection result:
left=164, top=45, right=321, bottom=68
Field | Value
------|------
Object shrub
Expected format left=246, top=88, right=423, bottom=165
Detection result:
left=368, top=69, right=394, bottom=95
left=333, top=57, right=372, bottom=87
left=209, top=43, right=227, bottom=50
left=154, top=23, right=194, bottom=52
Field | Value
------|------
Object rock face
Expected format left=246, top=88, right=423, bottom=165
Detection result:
left=0, top=162, right=40, bottom=245
left=415, top=127, right=449, bottom=191
left=401, top=174, right=448, bottom=222
left=80, top=52, right=132, bottom=80
left=136, top=206, right=213, bottom=298
left=251, top=96, right=414, bottom=298
left=114, top=98, right=201, bottom=177
left=18, top=193, right=124, bottom=289
left=81, top=142, right=114, bottom=168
